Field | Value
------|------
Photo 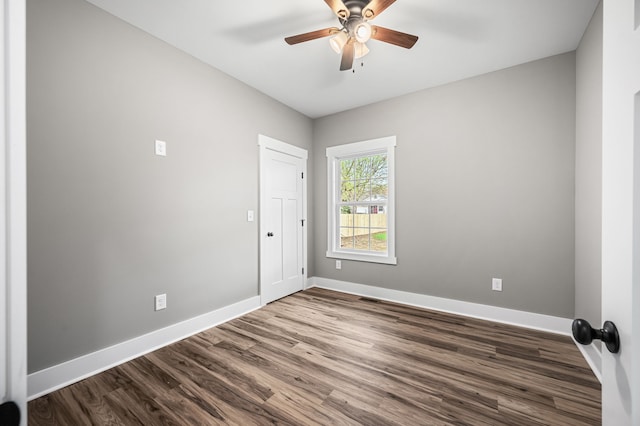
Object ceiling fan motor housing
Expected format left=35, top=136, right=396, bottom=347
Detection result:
left=340, top=0, right=373, bottom=41
left=340, top=0, right=368, bottom=24
left=344, top=0, right=370, bottom=17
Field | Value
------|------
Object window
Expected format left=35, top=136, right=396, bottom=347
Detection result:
left=326, top=136, right=396, bottom=264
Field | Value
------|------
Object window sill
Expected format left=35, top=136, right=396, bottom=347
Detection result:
left=326, top=251, right=397, bottom=265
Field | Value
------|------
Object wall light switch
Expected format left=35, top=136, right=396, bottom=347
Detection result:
left=155, top=293, right=167, bottom=311
left=492, top=278, right=503, bottom=292
left=336, top=260, right=342, bottom=270
left=155, top=140, right=167, bottom=156
left=247, top=210, right=254, bottom=222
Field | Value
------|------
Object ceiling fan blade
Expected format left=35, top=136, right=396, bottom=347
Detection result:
left=324, top=0, right=350, bottom=19
left=371, top=25, right=418, bottom=49
left=362, top=0, right=396, bottom=20
left=285, top=27, right=340, bottom=45
left=340, top=40, right=355, bottom=71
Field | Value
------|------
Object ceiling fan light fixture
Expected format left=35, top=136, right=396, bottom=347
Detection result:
left=329, top=30, right=348, bottom=54
left=354, top=42, right=369, bottom=59
left=354, top=21, right=372, bottom=43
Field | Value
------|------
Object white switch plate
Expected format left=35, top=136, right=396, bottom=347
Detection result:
left=492, top=278, right=503, bottom=292
left=247, top=210, right=254, bottom=222
left=155, top=293, right=167, bottom=311
left=336, top=260, right=342, bottom=270
left=155, top=140, right=167, bottom=156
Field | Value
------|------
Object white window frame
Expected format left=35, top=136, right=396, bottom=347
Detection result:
left=326, top=136, right=397, bottom=265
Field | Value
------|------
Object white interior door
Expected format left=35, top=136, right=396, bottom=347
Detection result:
left=259, top=135, right=307, bottom=305
left=601, top=1, right=640, bottom=424
left=1, top=0, right=27, bottom=424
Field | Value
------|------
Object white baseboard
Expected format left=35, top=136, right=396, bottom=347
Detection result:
left=28, top=296, right=261, bottom=400
left=573, top=339, right=603, bottom=383
left=309, top=277, right=572, bottom=335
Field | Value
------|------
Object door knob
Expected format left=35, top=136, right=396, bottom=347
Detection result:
left=267, top=232, right=274, bottom=237
left=572, top=318, right=620, bottom=353
left=0, top=401, right=20, bottom=426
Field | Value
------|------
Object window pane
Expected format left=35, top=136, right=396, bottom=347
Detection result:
left=353, top=179, right=370, bottom=201
left=370, top=207, right=386, bottom=229
left=371, top=179, right=387, bottom=200
left=354, top=206, right=370, bottom=228
left=347, top=228, right=387, bottom=252
left=371, top=154, right=387, bottom=178
left=352, top=228, right=371, bottom=250
left=339, top=207, right=354, bottom=227
left=340, top=159, right=355, bottom=180
left=340, top=228, right=355, bottom=249
left=354, top=156, right=372, bottom=179
left=341, top=180, right=354, bottom=202
left=370, top=230, right=388, bottom=252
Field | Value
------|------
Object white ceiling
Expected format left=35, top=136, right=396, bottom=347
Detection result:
left=85, top=0, right=598, bottom=119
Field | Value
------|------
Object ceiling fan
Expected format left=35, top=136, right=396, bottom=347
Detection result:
left=285, top=0, right=418, bottom=71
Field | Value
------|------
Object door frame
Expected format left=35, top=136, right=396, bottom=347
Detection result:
left=1, top=0, right=27, bottom=421
left=258, top=134, right=308, bottom=306
left=600, top=0, right=640, bottom=423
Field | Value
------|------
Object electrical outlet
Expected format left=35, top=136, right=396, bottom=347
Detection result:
left=492, top=278, right=503, bottom=292
left=155, top=293, right=167, bottom=311
left=336, top=260, right=342, bottom=270
left=155, top=140, right=167, bottom=156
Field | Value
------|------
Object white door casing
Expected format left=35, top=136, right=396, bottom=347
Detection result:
left=601, top=0, right=640, bottom=424
left=1, top=0, right=27, bottom=423
left=259, top=135, right=307, bottom=305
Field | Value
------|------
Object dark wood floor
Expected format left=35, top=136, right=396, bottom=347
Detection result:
left=29, top=288, right=601, bottom=425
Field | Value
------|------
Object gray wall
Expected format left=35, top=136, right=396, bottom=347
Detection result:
left=27, top=0, right=313, bottom=372
left=313, top=53, right=577, bottom=318
left=27, top=0, right=581, bottom=374
left=575, top=2, right=603, bottom=328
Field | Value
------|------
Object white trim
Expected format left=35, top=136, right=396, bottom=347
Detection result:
left=1, top=0, right=27, bottom=419
left=325, top=136, right=396, bottom=157
left=258, top=134, right=308, bottom=160
left=325, top=251, right=397, bottom=265
left=305, top=277, right=314, bottom=290
left=308, top=276, right=572, bottom=335
left=0, top=0, right=6, bottom=400
left=572, top=339, right=603, bottom=383
left=258, top=134, right=308, bottom=306
left=326, top=136, right=396, bottom=265
left=27, top=296, right=261, bottom=400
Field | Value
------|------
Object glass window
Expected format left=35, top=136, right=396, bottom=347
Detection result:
left=326, top=136, right=396, bottom=264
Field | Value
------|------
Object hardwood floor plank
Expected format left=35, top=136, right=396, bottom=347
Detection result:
left=152, top=386, right=228, bottom=425
left=287, top=341, right=443, bottom=406
left=210, top=341, right=333, bottom=405
left=145, top=351, right=274, bottom=425
left=102, top=387, right=155, bottom=425
left=28, top=395, right=81, bottom=426
left=65, top=381, right=125, bottom=425
left=152, top=344, right=301, bottom=425
left=171, top=339, right=275, bottom=403
left=323, top=389, right=402, bottom=426
left=28, top=288, right=601, bottom=425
